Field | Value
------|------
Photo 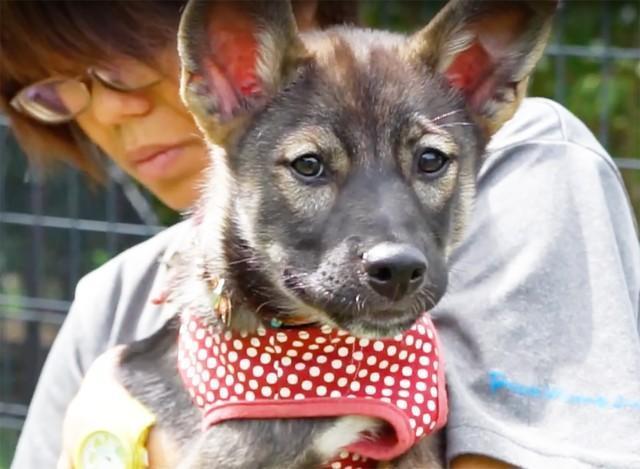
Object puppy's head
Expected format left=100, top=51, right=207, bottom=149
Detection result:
left=178, top=0, right=555, bottom=337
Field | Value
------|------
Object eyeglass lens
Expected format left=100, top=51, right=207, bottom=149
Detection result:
left=16, top=79, right=90, bottom=122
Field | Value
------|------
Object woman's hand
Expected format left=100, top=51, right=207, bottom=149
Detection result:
left=451, top=454, right=512, bottom=468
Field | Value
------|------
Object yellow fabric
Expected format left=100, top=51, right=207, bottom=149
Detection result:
left=68, top=350, right=156, bottom=469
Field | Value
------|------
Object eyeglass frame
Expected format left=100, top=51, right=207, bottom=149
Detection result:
left=10, top=65, right=163, bottom=125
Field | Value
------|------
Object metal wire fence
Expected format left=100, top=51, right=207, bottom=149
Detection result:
left=0, top=122, right=167, bottom=465
left=0, top=1, right=638, bottom=466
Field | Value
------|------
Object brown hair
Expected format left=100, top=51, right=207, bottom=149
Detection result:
left=0, top=0, right=359, bottom=179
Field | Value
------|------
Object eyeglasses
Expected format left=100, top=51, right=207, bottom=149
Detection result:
left=10, top=62, right=162, bottom=124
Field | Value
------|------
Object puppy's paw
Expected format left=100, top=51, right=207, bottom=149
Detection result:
left=313, top=415, right=383, bottom=462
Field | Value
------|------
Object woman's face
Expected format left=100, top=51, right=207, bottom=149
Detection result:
left=69, top=1, right=321, bottom=211
left=74, top=47, right=209, bottom=210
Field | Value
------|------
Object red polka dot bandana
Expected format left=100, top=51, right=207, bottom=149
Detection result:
left=178, top=311, right=447, bottom=467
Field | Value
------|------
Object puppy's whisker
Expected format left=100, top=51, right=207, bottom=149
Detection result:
left=431, top=108, right=465, bottom=123
left=424, top=290, right=437, bottom=309
left=282, top=272, right=309, bottom=283
left=255, top=300, right=275, bottom=316
left=225, top=255, right=261, bottom=267
left=447, top=265, right=470, bottom=276
left=437, top=122, right=475, bottom=129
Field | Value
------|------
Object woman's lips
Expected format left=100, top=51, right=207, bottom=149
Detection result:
left=128, top=143, right=190, bottom=180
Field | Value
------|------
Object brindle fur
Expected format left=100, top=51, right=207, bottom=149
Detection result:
left=118, top=1, right=555, bottom=467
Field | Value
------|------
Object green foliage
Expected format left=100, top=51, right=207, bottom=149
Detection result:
left=90, top=248, right=111, bottom=269
left=151, top=197, right=182, bottom=226
left=0, top=429, right=19, bottom=469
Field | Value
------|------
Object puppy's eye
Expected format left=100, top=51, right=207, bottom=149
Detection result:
left=417, top=148, right=449, bottom=174
left=290, top=153, right=325, bottom=179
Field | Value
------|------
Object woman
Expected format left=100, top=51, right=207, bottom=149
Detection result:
left=3, top=1, right=639, bottom=468
left=1, top=0, right=353, bottom=211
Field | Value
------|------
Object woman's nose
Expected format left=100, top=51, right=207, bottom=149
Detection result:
left=89, top=81, right=153, bottom=125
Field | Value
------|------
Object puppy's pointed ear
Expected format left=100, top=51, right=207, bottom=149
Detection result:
left=178, top=0, right=309, bottom=143
left=406, top=0, right=557, bottom=137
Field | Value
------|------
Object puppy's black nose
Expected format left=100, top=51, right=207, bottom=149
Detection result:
left=363, top=243, right=427, bottom=301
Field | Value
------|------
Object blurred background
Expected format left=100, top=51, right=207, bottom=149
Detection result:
left=0, top=1, right=638, bottom=466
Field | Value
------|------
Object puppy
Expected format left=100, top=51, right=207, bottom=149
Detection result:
left=118, top=1, right=556, bottom=467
